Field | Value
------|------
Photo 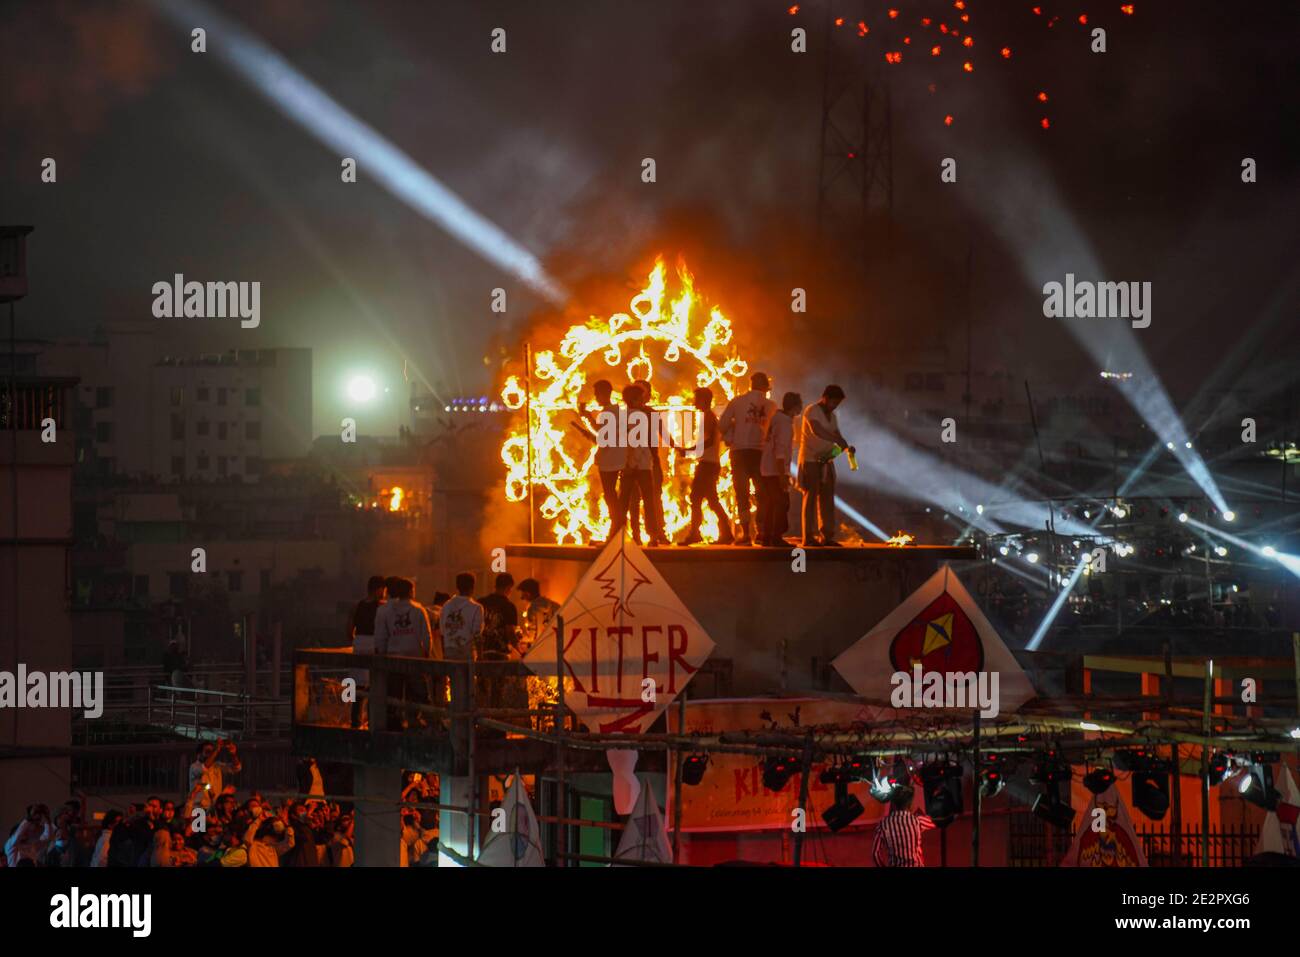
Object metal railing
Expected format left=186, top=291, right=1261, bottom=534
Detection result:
left=71, top=740, right=297, bottom=795
left=146, top=684, right=291, bottom=740
left=1135, top=823, right=1260, bottom=867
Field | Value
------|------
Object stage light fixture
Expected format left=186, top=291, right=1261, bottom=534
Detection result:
left=1206, top=751, right=1230, bottom=786
left=819, top=763, right=850, bottom=786
left=979, top=755, right=1007, bottom=798
left=1032, top=790, right=1076, bottom=830
left=762, top=755, right=799, bottom=793
left=1027, top=552, right=1040, bottom=564
left=1240, top=753, right=1280, bottom=811
left=870, top=756, right=909, bottom=803
left=891, top=756, right=913, bottom=786
left=822, top=780, right=866, bottom=833
left=1131, top=769, right=1170, bottom=820
left=1030, top=751, right=1072, bottom=785
left=1083, top=767, right=1116, bottom=794
left=920, top=760, right=964, bottom=827
left=841, top=754, right=874, bottom=782
left=869, top=776, right=895, bottom=804
left=1112, top=747, right=1152, bottom=772
left=681, top=753, right=709, bottom=786
left=1178, top=512, right=1189, bottom=523
left=1222, top=510, right=1236, bottom=522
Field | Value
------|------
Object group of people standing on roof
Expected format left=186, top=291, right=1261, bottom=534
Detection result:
left=583, top=373, right=857, bottom=547
left=346, top=571, right=559, bottom=730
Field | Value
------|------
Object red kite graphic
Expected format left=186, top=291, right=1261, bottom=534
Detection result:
left=887, top=590, right=984, bottom=675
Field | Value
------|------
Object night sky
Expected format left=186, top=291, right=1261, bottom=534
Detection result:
left=4, top=0, right=1297, bottom=438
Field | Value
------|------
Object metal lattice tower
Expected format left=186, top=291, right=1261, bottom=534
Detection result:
left=814, top=2, right=893, bottom=263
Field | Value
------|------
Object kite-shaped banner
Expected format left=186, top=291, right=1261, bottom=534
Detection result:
left=1254, top=765, right=1300, bottom=859
left=523, top=536, right=715, bottom=734
left=1061, top=783, right=1148, bottom=867
left=831, top=565, right=1035, bottom=713
left=614, top=784, right=673, bottom=865
left=478, top=770, right=545, bottom=868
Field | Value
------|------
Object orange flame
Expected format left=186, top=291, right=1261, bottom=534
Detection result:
left=499, top=259, right=751, bottom=545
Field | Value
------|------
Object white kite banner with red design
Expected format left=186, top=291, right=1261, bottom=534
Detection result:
left=1254, top=765, right=1300, bottom=859
left=1061, top=783, right=1148, bottom=867
left=831, top=565, right=1035, bottom=713
left=523, top=536, right=715, bottom=734
left=477, top=771, right=545, bottom=868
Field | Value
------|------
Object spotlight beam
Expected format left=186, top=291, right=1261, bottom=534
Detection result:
left=1026, top=553, right=1089, bottom=651
left=152, top=0, right=567, bottom=305
left=954, top=146, right=1228, bottom=513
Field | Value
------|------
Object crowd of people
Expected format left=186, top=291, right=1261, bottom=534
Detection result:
left=582, top=373, right=857, bottom=547
left=3, top=748, right=356, bottom=868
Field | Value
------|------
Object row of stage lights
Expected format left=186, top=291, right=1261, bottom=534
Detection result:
left=443, top=396, right=504, bottom=413
left=673, top=746, right=1295, bottom=834
left=995, top=540, right=1235, bottom=564
left=991, top=524, right=1289, bottom=568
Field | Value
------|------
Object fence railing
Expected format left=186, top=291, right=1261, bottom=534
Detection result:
left=1007, top=806, right=1260, bottom=867
left=70, top=740, right=297, bottom=795
left=1135, top=824, right=1260, bottom=867
left=146, top=685, right=291, bottom=740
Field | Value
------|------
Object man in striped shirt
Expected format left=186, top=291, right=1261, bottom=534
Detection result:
left=871, top=785, right=935, bottom=867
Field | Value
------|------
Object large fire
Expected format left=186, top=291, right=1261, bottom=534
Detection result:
left=500, top=258, right=752, bottom=544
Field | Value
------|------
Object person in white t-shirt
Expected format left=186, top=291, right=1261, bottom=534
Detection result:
left=375, top=577, right=437, bottom=729
left=676, top=386, right=734, bottom=545
left=583, top=379, right=626, bottom=537
left=757, top=391, right=802, bottom=545
left=438, top=572, right=483, bottom=754
left=719, top=372, right=777, bottom=544
left=613, top=384, right=668, bottom=546
left=797, top=384, right=855, bottom=546
left=439, top=573, right=484, bottom=659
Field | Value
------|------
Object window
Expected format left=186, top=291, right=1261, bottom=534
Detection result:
left=170, top=386, right=184, bottom=406
left=245, top=421, right=261, bottom=441
left=95, top=421, right=113, bottom=443
left=196, top=420, right=209, bottom=437
left=170, top=414, right=185, bottom=441
left=246, top=456, right=263, bottom=475
left=95, top=387, right=113, bottom=409
left=168, top=573, right=188, bottom=599
left=133, top=575, right=149, bottom=599
left=904, top=372, right=925, bottom=392
left=227, top=571, right=243, bottom=593
left=245, top=388, right=260, bottom=407
left=217, top=422, right=228, bottom=440
left=217, top=456, right=228, bottom=477
left=197, top=387, right=210, bottom=402
left=217, top=388, right=228, bottom=407
left=259, top=569, right=271, bottom=592
left=197, top=454, right=210, bottom=471
left=171, top=456, right=185, bottom=477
